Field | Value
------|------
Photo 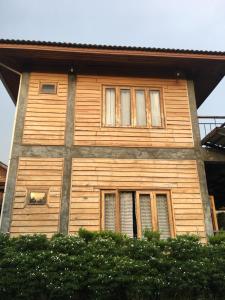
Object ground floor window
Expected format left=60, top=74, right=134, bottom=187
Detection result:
left=101, top=190, right=174, bottom=239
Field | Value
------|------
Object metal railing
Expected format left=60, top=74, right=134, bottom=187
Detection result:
left=198, top=116, right=225, bottom=139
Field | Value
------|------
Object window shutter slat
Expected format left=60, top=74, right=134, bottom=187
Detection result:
left=140, top=194, right=152, bottom=235
left=104, top=193, right=116, bottom=231
left=120, top=192, right=133, bottom=237
left=105, top=88, right=116, bottom=126
left=156, top=194, right=170, bottom=239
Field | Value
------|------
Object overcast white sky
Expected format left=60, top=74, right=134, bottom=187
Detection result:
left=1, top=0, right=225, bottom=164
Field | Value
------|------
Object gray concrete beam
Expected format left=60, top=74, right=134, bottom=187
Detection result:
left=11, top=145, right=199, bottom=160
left=71, top=146, right=198, bottom=160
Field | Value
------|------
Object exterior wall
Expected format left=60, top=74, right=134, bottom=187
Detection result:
left=74, top=76, right=194, bottom=148
left=22, top=73, right=68, bottom=145
left=0, top=166, right=7, bottom=208
left=0, top=166, right=7, bottom=183
left=69, top=158, right=206, bottom=240
left=1, top=71, right=212, bottom=240
left=10, top=157, right=64, bottom=237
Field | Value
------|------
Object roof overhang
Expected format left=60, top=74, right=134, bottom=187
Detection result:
left=0, top=162, right=7, bottom=170
left=1, top=40, right=225, bottom=107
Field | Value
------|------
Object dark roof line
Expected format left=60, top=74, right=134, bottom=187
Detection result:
left=0, top=162, right=7, bottom=170
left=1, top=38, right=225, bottom=56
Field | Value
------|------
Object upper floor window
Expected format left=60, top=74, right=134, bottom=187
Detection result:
left=103, top=86, right=164, bottom=128
left=101, top=190, right=173, bottom=239
left=40, top=83, right=57, bottom=94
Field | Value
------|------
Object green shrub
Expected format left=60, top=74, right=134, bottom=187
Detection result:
left=0, top=231, right=224, bottom=299
left=208, top=230, right=225, bottom=245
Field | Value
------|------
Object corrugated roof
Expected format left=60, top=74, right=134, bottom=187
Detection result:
left=1, top=38, right=225, bottom=56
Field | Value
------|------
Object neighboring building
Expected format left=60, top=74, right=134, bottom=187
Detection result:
left=0, top=162, right=7, bottom=211
left=0, top=39, right=225, bottom=241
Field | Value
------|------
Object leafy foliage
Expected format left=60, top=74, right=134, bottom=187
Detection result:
left=0, top=229, right=224, bottom=299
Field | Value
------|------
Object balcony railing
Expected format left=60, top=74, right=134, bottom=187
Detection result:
left=198, top=116, right=225, bottom=139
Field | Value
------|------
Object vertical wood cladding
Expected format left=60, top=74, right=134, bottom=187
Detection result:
left=10, top=158, right=64, bottom=237
left=74, top=76, right=194, bottom=148
left=70, top=158, right=206, bottom=240
left=22, top=73, right=68, bottom=145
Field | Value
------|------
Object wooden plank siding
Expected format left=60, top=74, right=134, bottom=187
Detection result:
left=0, top=166, right=7, bottom=183
left=74, top=76, right=194, bottom=148
left=69, top=158, right=206, bottom=240
left=10, top=158, right=64, bottom=237
left=22, top=73, right=68, bottom=145
left=0, top=165, right=7, bottom=208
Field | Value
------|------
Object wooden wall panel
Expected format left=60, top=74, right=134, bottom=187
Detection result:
left=10, top=158, right=64, bottom=237
left=0, top=166, right=7, bottom=183
left=0, top=166, right=7, bottom=210
left=22, top=73, right=68, bottom=145
left=69, top=158, right=206, bottom=240
left=74, top=76, right=194, bottom=148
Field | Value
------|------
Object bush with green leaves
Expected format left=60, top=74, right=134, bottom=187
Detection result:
left=0, top=229, right=225, bottom=300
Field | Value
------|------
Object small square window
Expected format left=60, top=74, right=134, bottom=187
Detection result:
left=40, top=83, right=57, bottom=94
left=28, top=191, right=47, bottom=205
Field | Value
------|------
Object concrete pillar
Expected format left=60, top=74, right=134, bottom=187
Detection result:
left=187, top=80, right=214, bottom=236
left=0, top=73, right=30, bottom=233
left=59, top=74, right=76, bottom=234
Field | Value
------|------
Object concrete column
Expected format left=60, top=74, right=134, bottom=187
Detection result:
left=187, top=80, right=214, bottom=236
left=0, top=73, right=30, bottom=233
left=59, top=74, right=76, bottom=234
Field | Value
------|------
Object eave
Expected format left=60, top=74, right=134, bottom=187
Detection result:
left=1, top=39, right=225, bottom=107
left=0, top=162, right=7, bottom=170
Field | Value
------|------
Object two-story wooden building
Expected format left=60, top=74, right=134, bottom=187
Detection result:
left=1, top=39, right=225, bottom=241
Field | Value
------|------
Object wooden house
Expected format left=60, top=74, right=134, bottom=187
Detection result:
left=0, top=162, right=7, bottom=212
left=1, top=39, right=225, bottom=241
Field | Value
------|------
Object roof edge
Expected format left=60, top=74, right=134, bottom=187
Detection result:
left=0, top=38, right=225, bottom=56
left=0, top=162, right=7, bottom=170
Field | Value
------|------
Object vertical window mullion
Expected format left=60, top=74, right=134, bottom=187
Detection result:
left=166, top=192, right=175, bottom=237
left=151, top=192, right=158, bottom=232
left=131, top=88, right=136, bottom=127
left=146, top=89, right=151, bottom=128
left=135, top=192, right=141, bottom=238
left=115, top=190, right=120, bottom=232
left=116, top=87, right=120, bottom=127
left=101, top=191, right=105, bottom=230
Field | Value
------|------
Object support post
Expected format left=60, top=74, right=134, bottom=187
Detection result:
left=0, top=73, right=30, bottom=233
left=187, top=80, right=214, bottom=236
left=59, top=74, right=76, bottom=234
